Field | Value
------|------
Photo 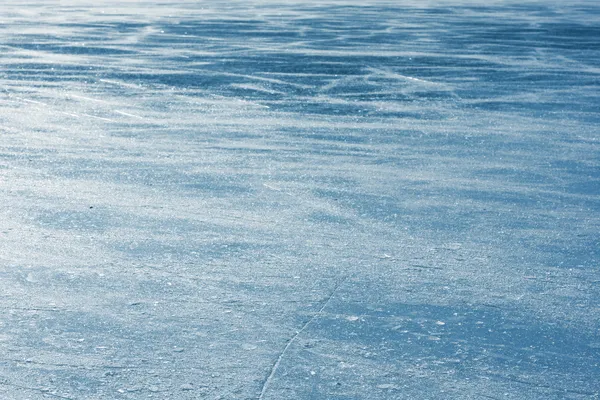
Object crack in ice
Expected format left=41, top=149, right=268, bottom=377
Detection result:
left=257, top=275, right=348, bottom=400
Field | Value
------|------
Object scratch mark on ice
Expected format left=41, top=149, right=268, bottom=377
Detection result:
left=79, top=113, right=114, bottom=122
left=99, top=79, right=144, bottom=90
left=0, top=378, right=75, bottom=400
left=257, top=276, right=348, bottom=400
left=114, top=110, right=144, bottom=119
left=14, top=97, right=48, bottom=106
left=59, top=111, right=81, bottom=118
left=68, top=94, right=109, bottom=104
left=262, top=183, right=281, bottom=191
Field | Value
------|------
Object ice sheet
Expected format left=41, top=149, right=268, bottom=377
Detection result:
left=1, top=1, right=599, bottom=399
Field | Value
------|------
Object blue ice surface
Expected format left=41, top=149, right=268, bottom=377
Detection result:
left=0, top=1, right=598, bottom=399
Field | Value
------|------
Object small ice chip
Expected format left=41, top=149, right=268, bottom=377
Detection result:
left=180, top=383, right=194, bottom=391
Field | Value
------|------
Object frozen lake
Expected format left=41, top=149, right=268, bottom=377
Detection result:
left=1, top=1, right=599, bottom=399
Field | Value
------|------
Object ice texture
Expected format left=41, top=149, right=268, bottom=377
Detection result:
left=0, top=1, right=599, bottom=399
